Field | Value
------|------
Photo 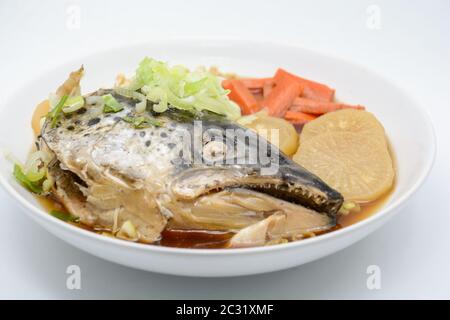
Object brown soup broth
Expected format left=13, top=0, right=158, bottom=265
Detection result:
left=34, top=134, right=396, bottom=249
left=36, top=186, right=393, bottom=249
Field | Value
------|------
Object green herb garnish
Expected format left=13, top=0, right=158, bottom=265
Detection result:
left=50, top=210, right=80, bottom=222
left=102, top=94, right=124, bottom=113
left=129, top=57, right=241, bottom=120
left=13, top=164, right=43, bottom=194
left=122, top=116, right=162, bottom=129
left=62, top=95, right=85, bottom=113
left=47, top=95, right=69, bottom=128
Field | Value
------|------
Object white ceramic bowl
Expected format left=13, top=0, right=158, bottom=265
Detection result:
left=0, top=39, right=435, bottom=277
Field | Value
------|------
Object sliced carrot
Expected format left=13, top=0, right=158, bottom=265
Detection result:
left=239, top=78, right=272, bottom=90
left=275, top=68, right=335, bottom=102
left=290, top=97, right=365, bottom=114
left=252, top=91, right=265, bottom=102
left=249, top=88, right=263, bottom=96
left=223, top=78, right=271, bottom=91
left=222, top=79, right=231, bottom=89
left=263, top=79, right=274, bottom=99
left=223, top=79, right=261, bottom=115
left=263, top=71, right=303, bottom=117
left=284, top=111, right=317, bottom=124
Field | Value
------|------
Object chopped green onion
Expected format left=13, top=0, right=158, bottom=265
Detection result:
left=102, top=94, right=124, bottom=113
left=135, top=99, right=147, bottom=113
left=62, top=96, right=85, bottom=113
left=25, top=167, right=46, bottom=182
left=42, top=171, right=54, bottom=193
left=343, top=202, right=356, bottom=210
left=114, top=87, right=147, bottom=113
left=47, top=95, right=69, bottom=128
left=85, top=95, right=105, bottom=107
left=13, top=150, right=54, bottom=194
left=50, top=210, right=79, bottom=222
left=13, top=164, right=43, bottom=194
left=114, top=87, right=146, bottom=101
left=339, top=201, right=361, bottom=215
left=122, top=116, right=134, bottom=124
left=122, top=116, right=162, bottom=129
left=23, top=150, right=51, bottom=182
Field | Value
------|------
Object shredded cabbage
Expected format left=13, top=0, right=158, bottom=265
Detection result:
left=127, top=57, right=241, bottom=120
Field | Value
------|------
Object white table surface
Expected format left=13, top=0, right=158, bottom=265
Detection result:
left=0, top=0, right=449, bottom=299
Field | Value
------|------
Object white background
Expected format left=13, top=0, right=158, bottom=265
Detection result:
left=0, top=0, right=449, bottom=299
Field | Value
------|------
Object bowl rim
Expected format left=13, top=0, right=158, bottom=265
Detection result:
left=0, top=37, right=437, bottom=256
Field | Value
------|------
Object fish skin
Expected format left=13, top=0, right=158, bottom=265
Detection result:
left=41, top=89, right=343, bottom=243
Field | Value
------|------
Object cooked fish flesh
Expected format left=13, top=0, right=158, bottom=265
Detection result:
left=40, top=89, right=343, bottom=245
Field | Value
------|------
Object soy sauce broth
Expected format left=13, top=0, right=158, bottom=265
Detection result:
left=33, top=128, right=396, bottom=249
left=36, top=186, right=393, bottom=249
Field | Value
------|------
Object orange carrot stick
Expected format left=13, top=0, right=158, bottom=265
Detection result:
left=284, top=111, right=317, bottom=124
left=262, top=71, right=303, bottom=117
left=221, top=79, right=234, bottom=90
left=223, top=78, right=271, bottom=91
left=263, top=79, right=274, bottom=99
left=249, top=88, right=263, bottom=96
left=275, top=68, right=335, bottom=102
left=290, top=97, right=365, bottom=114
left=252, top=92, right=264, bottom=102
left=223, top=79, right=260, bottom=115
left=239, top=78, right=272, bottom=90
